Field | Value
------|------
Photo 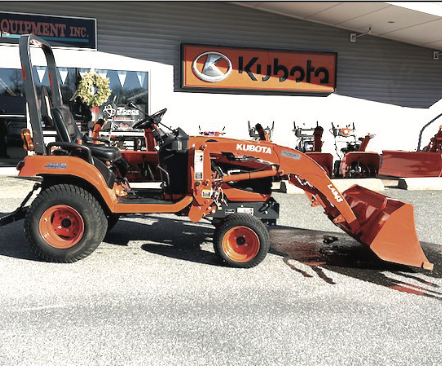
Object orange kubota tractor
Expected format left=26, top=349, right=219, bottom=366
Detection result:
left=0, top=35, right=433, bottom=270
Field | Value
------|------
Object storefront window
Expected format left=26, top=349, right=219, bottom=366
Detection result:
left=0, top=68, right=26, bottom=166
left=32, top=65, right=78, bottom=110
left=0, top=66, right=149, bottom=167
left=95, top=69, right=149, bottom=132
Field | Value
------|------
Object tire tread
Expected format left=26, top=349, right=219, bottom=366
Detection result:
left=24, top=184, right=107, bottom=263
left=213, top=213, right=269, bottom=268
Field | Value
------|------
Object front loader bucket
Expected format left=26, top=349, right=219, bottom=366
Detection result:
left=339, top=185, right=433, bottom=270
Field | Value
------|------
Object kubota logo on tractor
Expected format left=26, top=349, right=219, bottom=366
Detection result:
left=182, top=44, right=336, bottom=93
left=237, top=143, right=272, bottom=154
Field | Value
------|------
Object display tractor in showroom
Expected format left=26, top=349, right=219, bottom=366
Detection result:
left=0, top=35, right=433, bottom=271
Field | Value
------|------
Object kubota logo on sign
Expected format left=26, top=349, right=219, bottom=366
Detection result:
left=192, top=51, right=232, bottom=82
left=182, top=44, right=336, bottom=93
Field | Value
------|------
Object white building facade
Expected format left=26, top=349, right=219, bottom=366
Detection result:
left=1, top=2, right=442, bottom=171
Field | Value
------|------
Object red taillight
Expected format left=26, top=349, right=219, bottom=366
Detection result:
left=21, top=66, right=26, bottom=81
left=21, top=128, right=34, bottom=152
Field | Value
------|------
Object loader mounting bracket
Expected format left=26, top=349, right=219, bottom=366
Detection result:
left=208, top=198, right=279, bottom=225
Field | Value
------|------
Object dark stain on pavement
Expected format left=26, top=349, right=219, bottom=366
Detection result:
left=269, top=227, right=442, bottom=300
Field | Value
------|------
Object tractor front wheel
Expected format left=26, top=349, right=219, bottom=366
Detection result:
left=24, top=184, right=107, bottom=262
left=213, top=214, right=270, bottom=268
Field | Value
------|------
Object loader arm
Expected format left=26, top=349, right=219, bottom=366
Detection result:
left=190, top=137, right=359, bottom=232
left=189, top=136, right=432, bottom=270
left=272, top=144, right=361, bottom=234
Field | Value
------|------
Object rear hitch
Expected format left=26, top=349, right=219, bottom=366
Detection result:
left=0, top=183, right=41, bottom=227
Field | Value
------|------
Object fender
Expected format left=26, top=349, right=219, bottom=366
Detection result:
left=18, top=155, right=117, bottom=210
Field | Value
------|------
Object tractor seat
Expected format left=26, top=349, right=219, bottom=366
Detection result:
left=88, top=142, right=121, bottom=161
left=51, top=105, right=121, bottom=161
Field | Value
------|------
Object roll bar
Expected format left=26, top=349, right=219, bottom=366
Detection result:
left=19, top=34, right=63, bottom=155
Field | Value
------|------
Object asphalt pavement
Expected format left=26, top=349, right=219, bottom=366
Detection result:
left=0, top=176, right=441, bottom=366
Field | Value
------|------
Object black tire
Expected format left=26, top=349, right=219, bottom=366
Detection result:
left=213, top=213, right=270, bottom=268
left=24, top=184, right=107, bottom=263
left=107, top=214, right=120, bottom=232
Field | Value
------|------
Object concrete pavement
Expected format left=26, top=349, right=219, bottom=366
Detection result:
left=0, top=175, right=441, bottom=366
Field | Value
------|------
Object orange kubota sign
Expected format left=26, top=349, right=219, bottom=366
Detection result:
left=182, top=44, right=337, bottom=93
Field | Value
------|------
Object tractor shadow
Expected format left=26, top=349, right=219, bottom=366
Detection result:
left=0, top=216, right=40, bottom=260
left=0, top=213, right=219, bottom=264
left=269, top=226, right=442, bottom=300
left=1, top=213, right=441, bottom=300
left=108, top=217, right=442, bottom=300
left=104, top=215, right=220, bottom=266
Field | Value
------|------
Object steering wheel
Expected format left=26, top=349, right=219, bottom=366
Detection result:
left=150, top=108, right=167, bottom=124
left=132, top=108, right=167, bottom=130
left=132, top=117, right=154, bottom=130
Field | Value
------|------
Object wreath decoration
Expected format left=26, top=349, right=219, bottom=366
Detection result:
left=77, top=72, right=111, bottom=107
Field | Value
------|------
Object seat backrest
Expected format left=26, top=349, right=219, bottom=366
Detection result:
left=52, top=105, right=82, bottom=142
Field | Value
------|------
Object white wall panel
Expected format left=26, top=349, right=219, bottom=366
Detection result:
left=2, top=2, right=442, bottom=153
left=2, top=1, right=441, bottom=107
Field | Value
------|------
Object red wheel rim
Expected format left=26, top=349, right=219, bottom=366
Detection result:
left=39, top=205, right=85, bottom=249
left=222, top=226, right=260, bottom=263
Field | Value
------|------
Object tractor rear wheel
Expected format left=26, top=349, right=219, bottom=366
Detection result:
left=213, top=213, right=270, bottom=268
left=24, top=184, right=107, bottom=262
